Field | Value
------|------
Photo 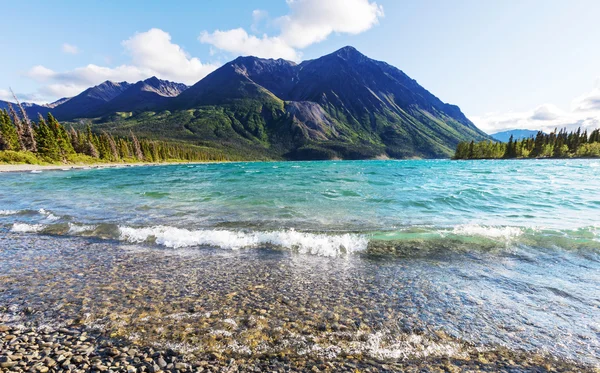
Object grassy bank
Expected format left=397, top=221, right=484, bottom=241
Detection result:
left=0, top=150, right=227, bottom=173
left=0, top=150, right=220, bottom=166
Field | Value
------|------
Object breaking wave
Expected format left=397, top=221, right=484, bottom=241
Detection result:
left=119, top=226, right=369, bottom=257
left=5, top=219, right=600, bottom=258
left=0, top=210, right=19, bottom=216
left=11, top=223, right=46, bottom=233
left=450, top=224, right=523, bottom=240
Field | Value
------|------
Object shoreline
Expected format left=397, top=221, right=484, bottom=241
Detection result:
left=1, top=324, right=589, bottom=373
left=1, top=232, right=597, bottom=372
left=0, top=161, right=221, bottom=173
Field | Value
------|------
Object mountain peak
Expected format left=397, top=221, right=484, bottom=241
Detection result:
left=99, top=80, right=121, bottom=87
left=144, top=76, right=161, bottom=86
left=332, top=46, right=366, bottom=61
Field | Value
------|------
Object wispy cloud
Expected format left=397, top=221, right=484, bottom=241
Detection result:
left=62, top=43, right=79, bottom=54
left=25, top=29, right=219, bottom=100
left=470, top=79, right=600, bottom=134
left=200, top=0, right=384, bottom=61
left=0, top=89, right=12, bottom=101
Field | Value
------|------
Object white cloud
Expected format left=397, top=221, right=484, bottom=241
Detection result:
left=24, top=29, right=219, bottom=101
left=122, top=28, right=217, bottom=84
left=279, top=0, right=384, bottom=49
left=0, top=89, right=12, bottom=101
left=572, top=82, right=600, bottom=112
left=62, top=43, right=79, bottom=54
left=200, top=0, right=384, bottom=61
left=0, top=89, right=46, bottom=104
left=200, top=29, right=299, bottom=61
left=470, top=83, right=600, bottom=134
left=531, top=104, right=561, bottom=121
left=252, top=9, right=269, bottom=32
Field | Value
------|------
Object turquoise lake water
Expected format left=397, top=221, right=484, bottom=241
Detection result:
left=1, top=159, right=599, bottom=365
left=1, top=159, right=599, bottom=254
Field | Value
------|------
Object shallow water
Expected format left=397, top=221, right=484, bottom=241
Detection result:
left=1, top=159, right=599, bottom=367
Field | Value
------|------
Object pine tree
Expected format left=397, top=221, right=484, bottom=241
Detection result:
left=130, top=131, right=144, bottom=161
left=69, top=127, right=82, bottom=153
left=117, top=138, right=130, bottom=159
left=101, top=132, right=119, bottom=161
left=0, top=110, right=20, bottom=150
left=84, top=125, right=99, bottom=158
left=35, top=117, right=61, bottom=161
left=504, top=135, right=517, bottom=158
left=47, top=114, right=75, bottom=157
left=6, top=103, right=26, bottom=151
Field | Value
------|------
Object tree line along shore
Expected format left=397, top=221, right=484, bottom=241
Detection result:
left=0, top=100, right=233, bottom=165
left=454, top=127, right=600, bottom=160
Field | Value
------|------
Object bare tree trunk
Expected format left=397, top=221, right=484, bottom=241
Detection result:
left=10, top=88, right=37, bottom=152
left=130, top=130, right=144, bottom=161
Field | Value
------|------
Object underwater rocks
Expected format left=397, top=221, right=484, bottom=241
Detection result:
left=0, top=234, right=597, bottom=372
left=0, top=324, right=594, bottom=372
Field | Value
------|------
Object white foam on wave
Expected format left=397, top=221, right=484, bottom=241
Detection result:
left=38, top=208, right=60, bottom=221
left=119, top=226, right=368, bottom=257
left=451, top=224, right=523, bottom=240
left=11, top=223, right=46, bottom=233
left=0, top=210, right=19, bottom=216
left=68, top=223, right=97, bottom=234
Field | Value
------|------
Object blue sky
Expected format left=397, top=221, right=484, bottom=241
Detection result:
left=2, top=0, right=600, bottom=133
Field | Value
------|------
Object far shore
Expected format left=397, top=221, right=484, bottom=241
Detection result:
left=0, top=161, right=220, bottom=173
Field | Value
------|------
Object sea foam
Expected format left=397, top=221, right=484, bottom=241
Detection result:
left=0, top=210, right=19, bottom=216
left=451, top=224, right=523, bottom=240
left=119, top=226, right=368, bottom=256
left=68, top=223, right=97, bottom=234
left=38, top=208, right=60, bottom=221
left=11, top=223, right=46, bottom=233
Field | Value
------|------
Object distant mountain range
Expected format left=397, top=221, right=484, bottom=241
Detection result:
left=491, top=129, right=540, bottom=142
left=0, top=100, right=50, bottom=120
left=2, top=46, right=490, bottom=159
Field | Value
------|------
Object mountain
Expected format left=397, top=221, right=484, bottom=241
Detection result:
left=51, top=81, right=132, bottom=120
left=23, top=46, right=489, bottom=160
left=47, top=97, right=71, bottom=108
left=0, top=100, right=51, bottom=120
left=100, top=77, right=187, bottom=114
left=491, top=129, right=540, bottom=142
left=167, top=46, right=488, bottom=159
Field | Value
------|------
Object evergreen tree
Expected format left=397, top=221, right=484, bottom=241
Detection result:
left=0, top=110, right=20, bottom=150
left=130, top=131, right=144, bottom=160
left=6, top=103, right=26, bottom=151
left=101, top=132, right=119, bottom=161
left=503, top=135, right=518, bottom=158
left=531, top=131, right=545, bottom=157
left=47, top=113, right=75, bottom=157
left=35, top=117, right=61, bottom=161
left=84, top=125, right=99, bottom=158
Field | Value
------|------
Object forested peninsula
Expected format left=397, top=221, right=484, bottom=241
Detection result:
left=454, top=128, right=600, bottom=160
left=0, top=101, right=233, bottom=165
